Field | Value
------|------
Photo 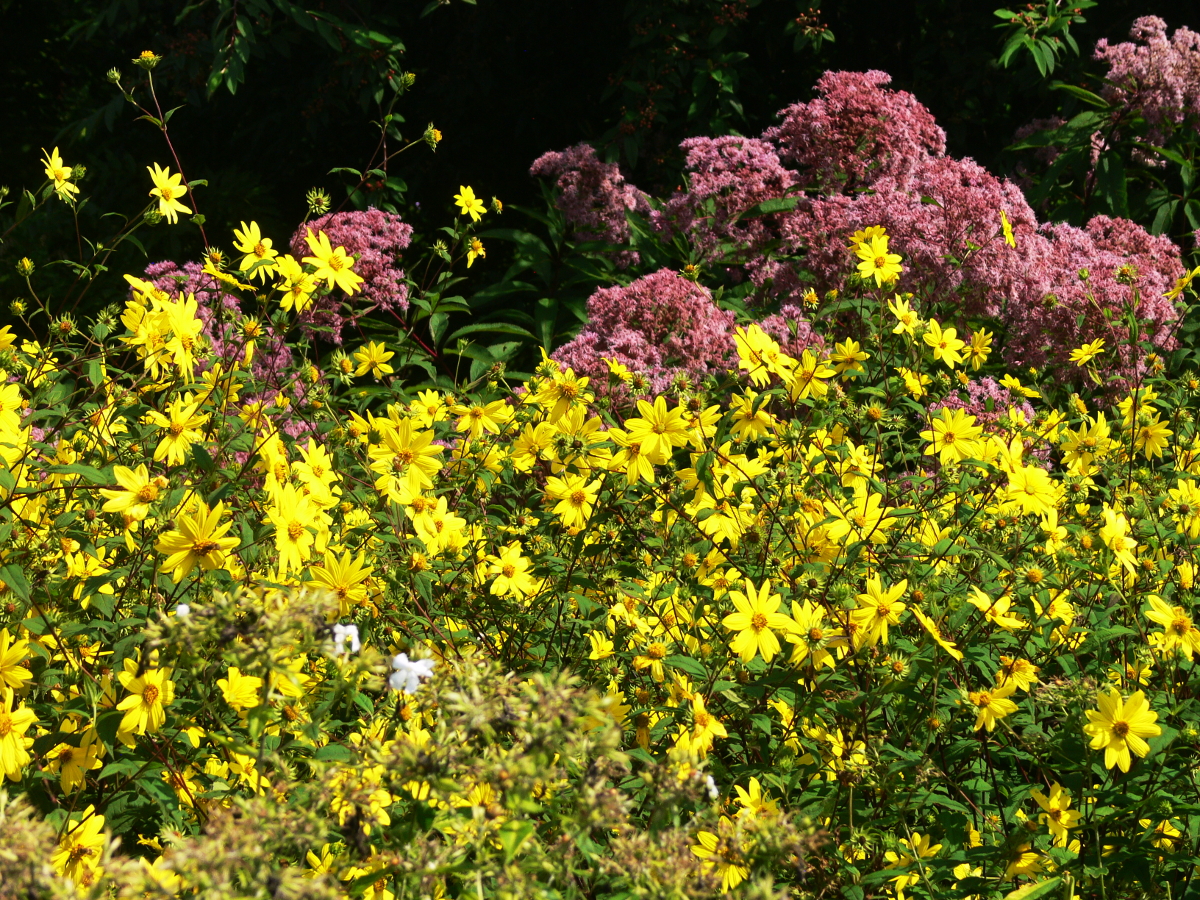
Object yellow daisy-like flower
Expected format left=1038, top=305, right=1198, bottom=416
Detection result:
left=1083, top=686, right=1161, bottom=772
left=42, top=147, right=80, bottom=201
left=721, top=578, right=798, bottom=664
left=303, top=229, right=365, bottom=295
left=855, top=233, right=903, bottom=286
left=454, top=185, right=487, bottom=222
left=0, top=687, right=36, bottom=781
left=146, top=163, right=192, bottom=224
left=154, top=499, right=240, bottom=582
left=116, top=659, right=175, bottom=737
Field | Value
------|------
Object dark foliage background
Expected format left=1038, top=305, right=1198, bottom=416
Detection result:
left=0, top=0, right=1191, bottom=318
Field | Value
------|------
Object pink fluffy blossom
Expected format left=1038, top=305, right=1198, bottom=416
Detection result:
left=529, top=143, right=649, bottom=267
left=764, top=70, right=946, bottom=192
left=552, top=269, right=737, bottom=401
left=1094, top=16, right=1200, bottom=148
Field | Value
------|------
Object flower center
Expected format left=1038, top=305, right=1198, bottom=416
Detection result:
left=169, top=422, right=185, bottom=437
left=328, top=254, right=344, bottom=272
left=143, top=684, right=160, bottom=705
left=751, top=612, right=768, bottom=631
left=288, top=522, right=304, bottom=540
left=0, top=713, right=11, bottom=737
left=192, top=539, right=219, bottom=556
left=1111, top=720, right=1130, bottom=738
left=137, top=484, right=159, bottom=503
left=570, top=490, right=588, bottom=508
left=647, top=642, right=667, bottom=660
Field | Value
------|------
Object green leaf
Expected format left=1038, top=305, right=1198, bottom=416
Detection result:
left=734, top=196, right=799, bottom=220
left=497, top=819, right=535, bottom=863
left=1049, top=82, right=1109, bottom=108
left=664, top=655, right=707, bottom=678
left=1003, top=877, right=1061, bottom=900
left=0, top=565, right=31, bottom=602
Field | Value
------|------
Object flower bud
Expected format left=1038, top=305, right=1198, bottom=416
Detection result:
left=423, top=123, right=443, bottom=151
left=144, top=209, right=163, bottom=225
left=15, top=258, right=34, bottom=277
left=133, top=50, right=163, bottom=70
left=106, top=68, right=122, bottom=84
left=305, top=187, right=331, bottom=217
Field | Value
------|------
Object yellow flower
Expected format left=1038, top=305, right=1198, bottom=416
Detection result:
left=0, top=687, right=36, bottom=781
left=1083, top=687, right=1161, bottom=772
left=303, top=229, right=365, bottom=295
left=786, top=349, right=836, bottom=401
left=691, top=817, right=748, bottom=892
left=1145, top=594, right=1200, bottom=659
left=850, top=575, right=907, bottom=648
left=99, top=464, right=163, bottom=521
left=450, top=398, right=512, bottom=441
left=146, top=163, right=192, bottom=224
left=116, top=659, right=175, bottom=736
left=454, top=185, right=486, bottom=222
left=232, top=220, right=280, bottom=282
left=1069, top=337, right=1105, bottom=366
left=910, top=607, right=963, bottom=660
left=309, top=549, right=374, bottom=617
left=545, top=473, right=600, bottom=530
left=968, top=588, right=1028, bottom=631
left=923, top=319, right=965, bottom=368
left=42, top=147, right=80, bottom=201
left=722, top=578, right=798, bottom=663
left=623, top=395, right=690, bottom=463
left=1030, top=782, right=1081, bottom=846
left=855, top=232, right=902, bottom=286
left=966, top=327, right=993, bottom=370
left=921, top=407, right=983, bottom=465
left=1004, top=464, right=1058, bottom=517
left=888, top=295, right=922, bottom=335
left=466, top=237, right=486, bottom=267
left=218, top=666, right=264, bottom=711
left=689, top=693, right=727, bottom=756
left=968, top=680, right=1018, bottom=731
left=51, top=805, right=106, bottom=886
left=487, top=542, right=537, bottom=598
left=1000, top=208, right=1016, bottom=247
left=354, top=341, right=395, bottom=380
left=146, top=395, right=209, bottom=467
left=0, top=628, right=32, bottom=691
left=995, top=656, right=1040, bottom=691
left=275, top=254, right=319, bottom=313
left=155, top=499, right=240, bottom=582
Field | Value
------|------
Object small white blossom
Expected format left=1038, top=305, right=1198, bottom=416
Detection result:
left=175, top=604, right=190, bottom=618
left=332, top=623, right=361, bottom=655
left=389, top=653, right=436, bottom=694
left=705, top=774, right=719, bottom=800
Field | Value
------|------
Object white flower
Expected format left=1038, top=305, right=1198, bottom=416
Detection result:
left=332, top=623, right=361, bottom=655
left=175, top=604, right=190, bottom=618
left=705, top=774, right=719, bottom=800
left=389, top=653, right=436, bottom=694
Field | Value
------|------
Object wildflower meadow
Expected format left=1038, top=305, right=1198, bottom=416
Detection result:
left=4, top=7, right=1200, bottom=900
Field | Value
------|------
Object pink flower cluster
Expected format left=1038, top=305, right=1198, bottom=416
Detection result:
left=764, top=70, right=947, bottom=192
left=740, top=71, right=1183, bottom=380
left=653, top=136, right=798, bottom=259
left=288, top=208, right=414, bottom=342
left=552, top=269, right=736, bottom=400
left=1094, top=16, right=1200, bottom=148
left=537, top=68, right=1187, bottom=390
left=529, top=143, right=649, bottom=267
